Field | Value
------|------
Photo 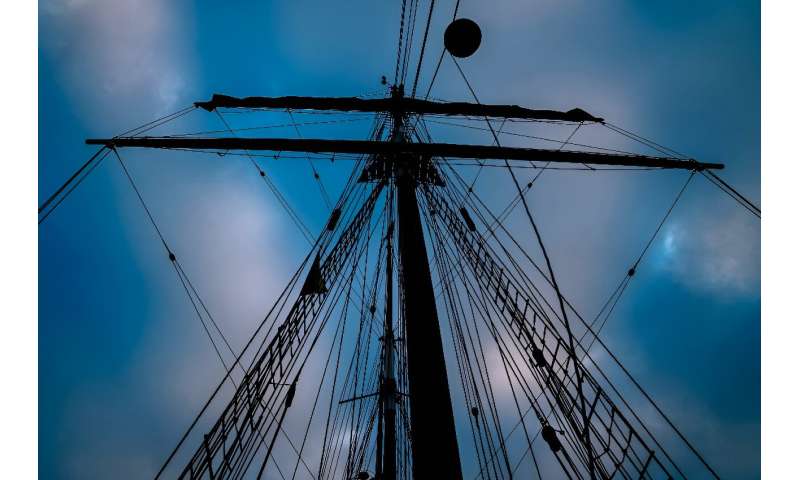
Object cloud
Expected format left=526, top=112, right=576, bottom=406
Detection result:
left=658, top=208, right=760, bottom=296
left=40, top=0, right=196, bottom=124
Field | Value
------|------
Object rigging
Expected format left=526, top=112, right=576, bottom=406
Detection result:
left=38, top=6, right=760, bottom=480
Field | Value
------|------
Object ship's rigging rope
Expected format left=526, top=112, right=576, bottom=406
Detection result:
left=421, top=186, right=590, bottom=478
left=401, top=0, right=420, bottom=87
left=425, top=117, right=649, bottom=156
left=150, top=153, right=375, bottom=477
left=438, top=145, right=705, bottom=472
left=704, top=168, right=761, bottom=218
left=603, top=121, right=760, bottom=218
left=285, top=108, right=334, bottom=210
left=449, top=53, right=601, bottom=476
left=37, top=147, right=111, bottom=225
left=442, top=158, right=721, bottom=478
left=38, top=105, right=196, bottom=224
left=423, top=203, right=517, bottom=478
left=581, top=170, right=696, bottom=352
left=394, top=0, right=409, bottom=85
left=428, top=166, right=684, bottom=476
left=214, top=109, right=316, bottom=243
left=433, top=159, right=696, bottom=478
left=161, top=115, right=373, bottom=139
left=410, top=0, right=436, bottom=99
left=112, top=145, right=320, bottom=478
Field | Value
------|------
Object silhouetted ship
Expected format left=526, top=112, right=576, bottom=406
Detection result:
left=41, top=9, right=759, bottom=480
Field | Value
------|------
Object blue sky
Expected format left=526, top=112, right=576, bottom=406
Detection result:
left=39, top=1, right=759, bottom=478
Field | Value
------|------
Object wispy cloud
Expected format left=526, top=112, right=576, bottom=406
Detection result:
left=40, top=0, right=195, bottom=124
left=658, top=209, right=760, bottom=296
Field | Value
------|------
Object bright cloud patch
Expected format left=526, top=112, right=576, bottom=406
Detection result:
left=659, top=211, right=759, bottom=296
left=40, top=0, right=194, bottom=123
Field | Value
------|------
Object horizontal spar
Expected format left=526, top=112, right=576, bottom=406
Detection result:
left=194, top=94, right=604, bottom=123
left=85, top=137, right=723, bottom=170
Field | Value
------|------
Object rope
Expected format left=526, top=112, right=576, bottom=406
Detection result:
left=604, top=121, right=760, bottom=219
left=410, top=0, right=436, bottom=98
left=38, top=148, right=112, bottom=225
left=38, top=147, right=107, bottom=214
left=214, top=110, right=316, bottom=243
left=413, top=0, right=459, bottom=102
left=702, top=170, right=761, bottom=218
left=117, top=105, right=196, bottom=138
left=114, top=150, right=297, bottom=478
left=582, top=171, right=696, bottom=352
left=394, top=0, right=409, bottom=84
left=451, top=51, right=585, bottom=363
left=425, top=118, right=643, bottom=155
left=164, top=116, right=372, bottom=138
left=444, top=164, right=718, bottom=479
left=286, top=108, right=333, bottom=210
left=39, top=105, right=197, bottom=224
left=466, top=119, right=507, bottom=193
left=401, top=0, right=420, bottom=84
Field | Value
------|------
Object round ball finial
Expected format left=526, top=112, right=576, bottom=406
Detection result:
left=444, top=18, right=482, bottom=58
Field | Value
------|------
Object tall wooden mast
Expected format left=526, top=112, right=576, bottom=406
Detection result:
left=387, top=86, right=464, bottom=478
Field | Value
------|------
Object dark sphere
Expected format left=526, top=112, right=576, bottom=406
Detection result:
left=444, top=18, right=482, bottom=58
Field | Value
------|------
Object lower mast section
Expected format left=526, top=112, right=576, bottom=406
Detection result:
left=397, top=173, right=463, bottom=479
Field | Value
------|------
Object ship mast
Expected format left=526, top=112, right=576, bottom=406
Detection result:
left=390, top=85, right=463, bottom=479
